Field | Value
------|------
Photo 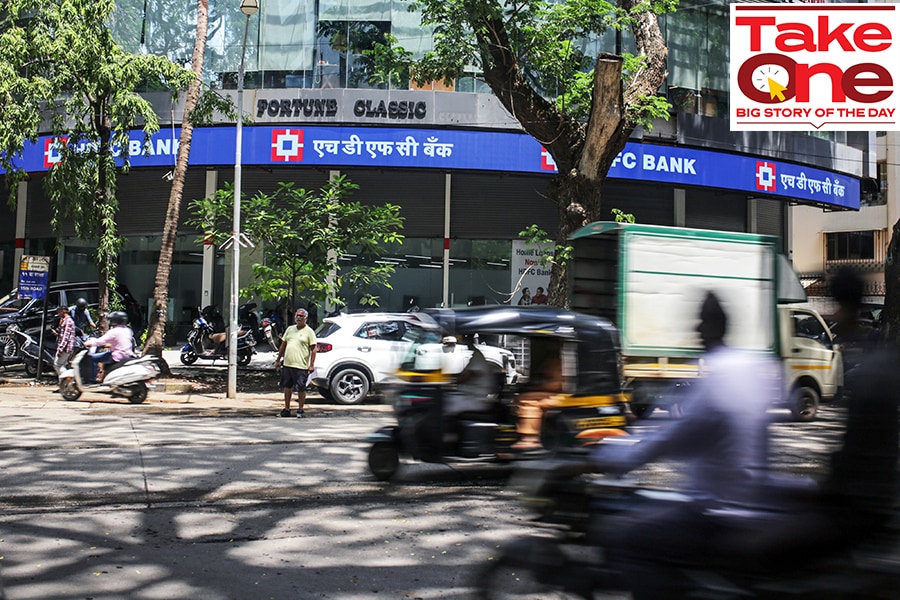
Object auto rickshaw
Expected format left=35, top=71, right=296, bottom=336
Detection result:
left=366, top=305, right=630, bottom=480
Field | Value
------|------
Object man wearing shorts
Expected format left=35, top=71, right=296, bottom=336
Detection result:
left=275, top=308, right=317, bottom=418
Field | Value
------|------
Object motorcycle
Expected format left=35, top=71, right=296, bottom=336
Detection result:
left=260, top=306, right=284, bottom=353
left=59, top=347, right=162, bottom=403
left=180, top=305, right=256, bottom=366
left=473, top=456, right=900, bottom=599
left=238, top=302, right=263, bottom=345
left=8, top=324, right=88, bottom=378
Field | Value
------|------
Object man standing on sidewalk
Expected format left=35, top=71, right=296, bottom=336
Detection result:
left=275, top=308, right=317, bottom=418
left=53, top=305, right=76, bottom=391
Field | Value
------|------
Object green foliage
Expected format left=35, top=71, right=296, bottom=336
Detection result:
left=611, top=208, right=635, bottom=223
left=186, top=175, right=405, bottom=310
left=0, top=0, right=194, bottom=302
left=365, top=34, right=413, bottom=88
left=518, top=224, right=573, bottom=270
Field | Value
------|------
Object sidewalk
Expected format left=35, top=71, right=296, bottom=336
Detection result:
left=0, top=348, right=393, bottom=419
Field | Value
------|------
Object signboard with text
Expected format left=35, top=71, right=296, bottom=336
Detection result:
left=17, top=255, right=50, bottom=300
left=10, top=126, right=860, bottom=210
left=730, top=3, right=900, bottom=131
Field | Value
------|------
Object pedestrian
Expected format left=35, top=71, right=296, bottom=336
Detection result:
left=53, top=305, right=76, bottom=392
left=517, top=287, right=532, bottom=305
left=68, top=297, right=96, bottom=333
left=276, top=307, right=317, bottom=418
left=532, top=287, right=548, bottom=305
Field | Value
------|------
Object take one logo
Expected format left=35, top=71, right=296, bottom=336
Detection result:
left=271, top=129, right=304, bottom=162
left=540, top=146, right=557, bottom=172
left=755, top=161, right=777, bottom=192
left=730, top=4, right=900, bottom=131
left=43, top=136, right=68, bottom=169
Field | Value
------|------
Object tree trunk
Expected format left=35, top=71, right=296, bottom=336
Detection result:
left=546, top=173, right=606, bottom=307
left=143, top=0, right=209, bottom=358
left=95, top=114, right=117, bottom=334
left=883, top=219, right=900, bottom=347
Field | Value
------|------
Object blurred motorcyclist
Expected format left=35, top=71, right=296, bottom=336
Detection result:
left=589, top=291, right=783, bottom=599
left=747, top=267, right=900, bottom=564
left=69, top=297, right=96, bottom=332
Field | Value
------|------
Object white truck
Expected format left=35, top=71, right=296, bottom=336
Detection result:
left=568, top=222, right=842, bottom=421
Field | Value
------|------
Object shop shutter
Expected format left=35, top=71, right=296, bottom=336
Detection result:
left=756, top=197, right=784, bottom=244
left=450, top=173, right=556, bottom=239
left=685, top=189, right=746, bottom=232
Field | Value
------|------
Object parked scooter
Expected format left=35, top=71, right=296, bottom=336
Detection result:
left=59, top=347, right=162, bottom=403
left=180, top=305, right=256, bottom=366
left=9, top=325, right=86, bottom=378
left=259, top=306, right=284, bottom=353
left=238, top=302, right=263, bottom=344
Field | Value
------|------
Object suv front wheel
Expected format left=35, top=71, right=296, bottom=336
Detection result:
left=330, top=367, right=370, bottom=405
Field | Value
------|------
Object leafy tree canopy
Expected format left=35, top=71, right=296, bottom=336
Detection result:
left=371, top=0, right=675, bottom=306
left=187, top=176, right=405, bottom=312
left=0, top=0, right=194, bottom=322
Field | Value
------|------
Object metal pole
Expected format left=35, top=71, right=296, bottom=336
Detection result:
left=228, top=12, right=252, bottom=398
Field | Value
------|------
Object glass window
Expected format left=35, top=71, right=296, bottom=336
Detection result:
left=260, top=0, right=317, bottom=72
left=792, top=312, right=831, bottom=349
left=316, top=20, right=391, bottom=89
left=826, top=231, right=876, bottom=261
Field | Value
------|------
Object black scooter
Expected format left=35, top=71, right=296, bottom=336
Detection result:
left=180, top=305, right=256, bottom=366
left=9, top=325, right=87, bottom=378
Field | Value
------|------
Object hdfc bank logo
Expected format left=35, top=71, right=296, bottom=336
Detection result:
left=755, top=161, right=776, bottom=192
left=43, top=137, right=67, bottom=168
left=271, top=129, right=303, bottom=162
left=540, top=146, right=557, bottom=172
left=730, top=4, right=900, bottom=131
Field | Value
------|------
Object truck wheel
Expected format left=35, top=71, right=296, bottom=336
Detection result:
left=330, top=367, right=369, bottom=405
left=368, top=441, right=400, bottom=481
left=790, top=385, right=819, bottom=422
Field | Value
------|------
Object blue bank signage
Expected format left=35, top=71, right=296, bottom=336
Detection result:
left=17, top=126, right=859, bottom=210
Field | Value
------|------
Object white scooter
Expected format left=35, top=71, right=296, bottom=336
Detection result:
left=59, top=348, right=162, bottom=403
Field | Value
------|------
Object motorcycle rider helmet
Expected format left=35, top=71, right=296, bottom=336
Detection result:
left=76, top=297, right=88, bottom=309
left=108, top=311, right=129, bottom=326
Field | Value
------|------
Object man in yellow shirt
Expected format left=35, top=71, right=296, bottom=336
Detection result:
left=275, top=308, right=317, bottom=417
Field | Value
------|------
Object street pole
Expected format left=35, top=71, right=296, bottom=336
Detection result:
left=229, top=0, right=259, bottom=398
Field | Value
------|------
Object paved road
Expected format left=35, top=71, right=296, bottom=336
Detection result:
left=0, top=360, right=849, bottom=600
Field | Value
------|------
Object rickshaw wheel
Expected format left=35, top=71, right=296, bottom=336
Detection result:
left=368, top=441, right=400, bottom=481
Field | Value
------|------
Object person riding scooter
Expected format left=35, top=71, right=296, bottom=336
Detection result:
left=585, top=291, right=783, bottom=599
left=69, top=297, right=96, bottom=333
left=84, top=311, right=135, bottom=383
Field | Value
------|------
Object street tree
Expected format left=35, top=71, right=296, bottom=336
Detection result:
left=374, top=0, right=673, bottom=305
left=142, top=0, right=235, bottom=358
left=0, top=0, right=194, bottom=329
left=186, top=176, right=405, bottom=318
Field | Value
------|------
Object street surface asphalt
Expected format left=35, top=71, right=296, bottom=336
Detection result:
left=0, top=348, right=847, bottom=599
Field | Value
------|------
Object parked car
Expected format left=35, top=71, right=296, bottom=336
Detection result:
left=0, top=281, right=143, bottom=363
left=311, top=312, right=517, bottom=405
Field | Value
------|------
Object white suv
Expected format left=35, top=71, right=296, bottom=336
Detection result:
left=311, top=312, right=517, bottom=404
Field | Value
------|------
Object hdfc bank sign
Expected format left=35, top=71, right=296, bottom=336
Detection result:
left=730, top=4, right=900, bottom=131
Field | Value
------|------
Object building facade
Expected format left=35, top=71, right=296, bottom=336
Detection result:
left=1, top=0, right=872, bottom=331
